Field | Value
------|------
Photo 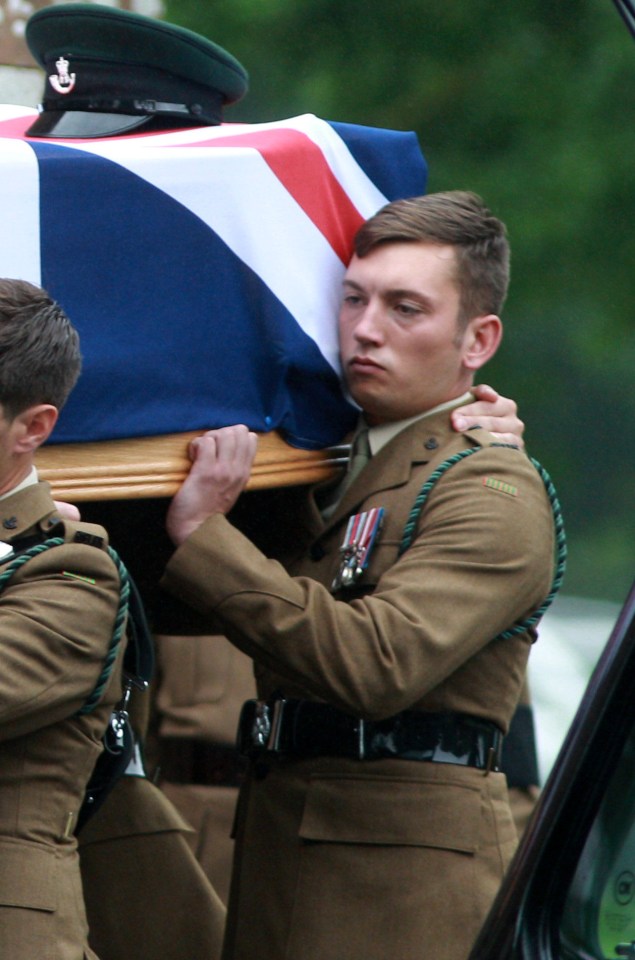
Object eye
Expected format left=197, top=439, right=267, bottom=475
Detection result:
left=394, top=302, right=421, bottom=318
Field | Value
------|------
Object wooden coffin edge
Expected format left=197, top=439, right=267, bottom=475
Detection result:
left=34, top=430, right=350, bottom=502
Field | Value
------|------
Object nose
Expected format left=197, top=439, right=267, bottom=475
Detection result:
left=352, top=301, right=385, bottom=346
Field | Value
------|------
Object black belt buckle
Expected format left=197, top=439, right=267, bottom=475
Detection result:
left=237, top=699, right=366, bottom=759
left=238, top=699, right=288, bottom=757
left=292, top=701, right=365, bottom=759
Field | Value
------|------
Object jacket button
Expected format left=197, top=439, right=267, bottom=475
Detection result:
left=424, top=438, right=438, bottom=450
left=2, top=517, right=17, bottom=530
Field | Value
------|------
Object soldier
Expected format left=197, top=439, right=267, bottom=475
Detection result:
left=0, top=278, right=126, bottom=959
left=23, top=4, right=249, bottom=956
left=69, top=494, right=227, bottom=957
left=162, top=192, right=560, bottom=960
left=153, top=376, right=538, bottom=903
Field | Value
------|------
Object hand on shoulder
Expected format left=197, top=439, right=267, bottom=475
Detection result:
left=451, top=384, right=525, bottom=448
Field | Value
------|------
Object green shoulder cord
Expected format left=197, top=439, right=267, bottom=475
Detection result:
left=0, top=537, right=131, bottom=714
left=398, top=445, right=567, bottom=640
left=0, top=536, right=156, bottom=832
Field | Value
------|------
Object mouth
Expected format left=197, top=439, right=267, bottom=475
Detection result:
left=348, top=355, right=384, bottom=373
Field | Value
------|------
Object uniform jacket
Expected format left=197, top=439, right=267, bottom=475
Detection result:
left=155, top=633, right=255, bottom=745
left=67, top=498, right=231, bottom=958
left=78, top=681, right=227, bottom=960
left=161, top=406, right=557, bottom=960
left=0, top=481, right=124, bottom=960
left=154, top=633, right=255, bottom=905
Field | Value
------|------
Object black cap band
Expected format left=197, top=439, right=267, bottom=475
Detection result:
left=39, top=56, right=224, bottom=124
left=24, top=3, right=248, bottom=139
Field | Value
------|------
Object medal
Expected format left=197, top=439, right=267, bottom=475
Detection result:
left=332, top=507, right=385, bottom=591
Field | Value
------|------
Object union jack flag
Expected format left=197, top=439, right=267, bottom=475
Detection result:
left=0, top=105, right=427, bottom=448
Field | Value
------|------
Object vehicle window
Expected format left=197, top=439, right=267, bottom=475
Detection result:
left=561, top=732, right=635, bottom=959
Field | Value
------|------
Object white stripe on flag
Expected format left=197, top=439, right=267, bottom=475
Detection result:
left=0, top=139, right=41, bottom=284
left=93, top=114, right=388, bottom=221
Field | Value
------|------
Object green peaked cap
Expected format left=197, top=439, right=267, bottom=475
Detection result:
left=25, top=3, right=249, bottom=138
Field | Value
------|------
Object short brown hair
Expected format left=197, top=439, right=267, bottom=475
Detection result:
left=354, top=191, right=510, bottom=325
left=0, top=279, right=81, bottom=418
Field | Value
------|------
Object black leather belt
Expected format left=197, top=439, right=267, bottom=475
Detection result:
left=237, top=699, right=503, bottom=770
left=158, top=738, right=247, bottom=788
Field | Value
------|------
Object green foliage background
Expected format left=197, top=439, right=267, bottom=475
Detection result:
left=167, top=0, right=635, bottom=602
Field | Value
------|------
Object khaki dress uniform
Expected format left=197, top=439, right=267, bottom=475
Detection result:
left=78, top=682, right=227, bottom=960
left=161, top=406, right=557, bottom=960
left=155, top=633, right=255, bottom=905
left=0, top=481, right=125, bottom=960
left=78, top=771, right=226, bottom=960
left=73, top=497, right=228, bottom=960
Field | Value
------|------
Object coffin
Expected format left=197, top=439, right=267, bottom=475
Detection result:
left=0, top=105, right=427, bottom=499
left=35, top=430, right=351, bottom=500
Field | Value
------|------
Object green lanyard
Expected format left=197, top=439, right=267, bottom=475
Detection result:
left=0, top=537, right=130, bottom=715
left=398, top=444, right=567, bottom=642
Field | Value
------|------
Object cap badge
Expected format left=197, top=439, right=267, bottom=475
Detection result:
left=49, top=56, right=76, bottom=95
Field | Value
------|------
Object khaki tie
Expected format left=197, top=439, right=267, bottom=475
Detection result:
left=321, top=427, right=371, bottom=519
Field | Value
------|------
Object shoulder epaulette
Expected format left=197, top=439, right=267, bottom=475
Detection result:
left=0, top=532, right=152, bottom=713
left=0, top=525, right=155, bottom=833
left=398, top=444, right=567, bottom=641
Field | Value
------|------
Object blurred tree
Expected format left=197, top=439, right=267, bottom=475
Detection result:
left=168, top=0, right=634, bottom=602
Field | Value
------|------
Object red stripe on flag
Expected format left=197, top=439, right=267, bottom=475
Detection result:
left=0, top=113, right=364, bottom=263
left=0, top=115, right=36, bottom=138
left=171, top=128, right=364, bottom=264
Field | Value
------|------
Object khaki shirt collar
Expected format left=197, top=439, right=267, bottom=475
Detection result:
left=0, top=479, right=59, bottom=542
left=0, top=466, right=39, bottom=502
left=362, top=392, right=473, bottom=457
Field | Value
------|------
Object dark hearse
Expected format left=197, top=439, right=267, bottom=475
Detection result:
left=469, top=578, right=635, bottom=960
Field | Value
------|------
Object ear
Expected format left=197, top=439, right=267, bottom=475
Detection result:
left=461, top=315, right=503, bottom=372
left=12, top=404, right=59, bottom=454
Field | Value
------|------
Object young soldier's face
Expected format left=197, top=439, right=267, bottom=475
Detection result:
left=338, top=242, right=477, bottom=425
